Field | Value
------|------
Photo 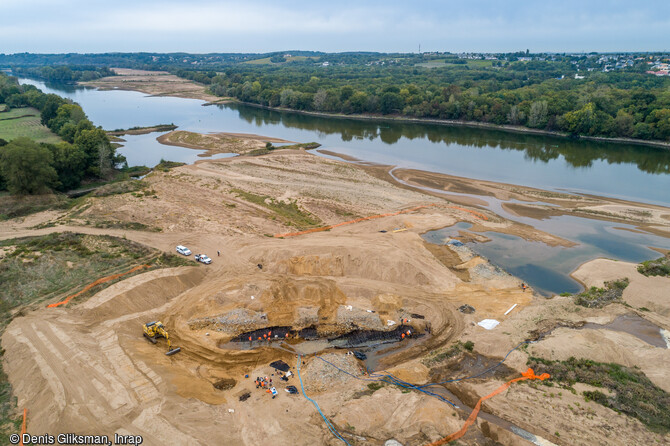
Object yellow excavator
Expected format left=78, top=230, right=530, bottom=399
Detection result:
left=143, top=321, right=181, bottom=355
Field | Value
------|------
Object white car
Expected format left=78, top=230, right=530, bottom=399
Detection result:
left=194, top=254, right=212, bottom=264
left=176, top=245, right=192, bottom=256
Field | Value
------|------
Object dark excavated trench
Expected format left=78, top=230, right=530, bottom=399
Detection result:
left=221, top=324, right=424, bottom=371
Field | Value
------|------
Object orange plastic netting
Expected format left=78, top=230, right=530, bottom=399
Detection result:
left=428, top=368, right=550, bottom=445
left=47, top=264, right=150, bottom=308
left=274, top=204, right=488, bottom=238
left=19, top=408, right=26, bottom=446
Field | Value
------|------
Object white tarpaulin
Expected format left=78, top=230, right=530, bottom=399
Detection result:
left=477, top=319, right=500, bottom=330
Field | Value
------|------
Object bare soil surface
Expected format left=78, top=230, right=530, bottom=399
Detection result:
left=2, top=149, right=669, bottom=445
left=389, top=167, right=670, bottom=230
left=107, top=125, right=177, bottom=136
left=81, top=68, right=224, bottom=102
left=157, top=130, right=292, bottom=156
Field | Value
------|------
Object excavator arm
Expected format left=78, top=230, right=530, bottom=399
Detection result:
left=143, top=321, right=181, bottom=355
left=156, top=326, right=177, bottom=353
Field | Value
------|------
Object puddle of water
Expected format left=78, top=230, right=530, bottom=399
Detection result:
left=289, top=339, right=331, bottom=355
left=533, top=313, right=668, bottom=348
left=423, top=222, right=582, bottom=295
left=582, top=313, right=667, bottom=348
left=356, top=335, right=426, bottom=372
left=423, top=221, right=670, bottom=296
left=510, top=426, right=558, bottom=446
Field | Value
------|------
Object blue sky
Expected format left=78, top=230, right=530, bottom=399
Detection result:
left=1, top=0, right=668, bottom=53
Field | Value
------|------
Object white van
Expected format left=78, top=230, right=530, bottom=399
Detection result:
left=176, top=245, right=192, bottom=256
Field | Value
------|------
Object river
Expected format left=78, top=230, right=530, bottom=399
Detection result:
left=17, top=77, right=670, bottom=295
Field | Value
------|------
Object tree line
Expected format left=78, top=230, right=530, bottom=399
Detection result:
left=0, top=73, right=122, bottom=194
left=176, top=63, right=670, bottom=142
left=11, top=65, right=115, bottom=83
left=3, top=52, right=668, bottom=143
left=223, top=101, right=670, bottom=175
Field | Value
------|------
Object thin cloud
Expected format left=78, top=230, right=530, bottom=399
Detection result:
left=1, top=0, right=668, bottom=53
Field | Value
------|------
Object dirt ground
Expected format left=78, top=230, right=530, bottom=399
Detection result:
left=156, top=130, right=292, bottom=156
left=2, top=142, right=670, bottom=444
left=80, top=68, right=225, bottom=102
left=388, top=166, right=670, bottom=234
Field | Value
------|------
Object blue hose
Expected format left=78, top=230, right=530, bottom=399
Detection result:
left=315, top=354, right=458, bottom=407
left=298, top=341, right=530, bottom=443
left=314, top=341, right=531, bottom=407
left=297, top=354, right=352, bottom=446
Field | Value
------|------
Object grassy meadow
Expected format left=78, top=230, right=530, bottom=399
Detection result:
left=0, top=106, right=62, bottom=143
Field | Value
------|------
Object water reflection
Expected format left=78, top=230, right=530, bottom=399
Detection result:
left=17, top=77, right=670, bottom=205
left=423, top=219, right=670, bottom=296
left=225, top=102, right=670, bottom=175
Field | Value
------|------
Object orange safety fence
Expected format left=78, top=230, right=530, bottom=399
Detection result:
left=47, top=264, right=151, bottom=308
left=274, top=204, right=489, bottom=238
left=446, top=205, right=489, bottom=221
left=19, top=408, right=26, bottom=446
left=428, top=368, right=550, bottom=445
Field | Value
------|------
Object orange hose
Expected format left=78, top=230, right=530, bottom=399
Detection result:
left=428, top=368, right=550, bottom=445
left=47, top=264, right=150, bottom=308
left=19, top=408, right=26, bottom=445
left=274, top=204, right=488, bottom=238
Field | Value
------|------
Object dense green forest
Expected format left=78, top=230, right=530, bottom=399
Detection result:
left=183, top=64, right=670, bottom=142
left=0, top=52, right=282, bottom=69
left=226, top=102, right=670, bottom=174
left=0, top=73, right=122, bottom=194
left=11, top=65, right=114, bottom=83
left=2, top=51, right=669, bottom=143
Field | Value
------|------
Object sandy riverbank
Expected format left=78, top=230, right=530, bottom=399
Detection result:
left=81, top=68, right=226, bottom=102
left=319, top=149, right=670, bottom=246
left=156, top=130, right=293, bottom=156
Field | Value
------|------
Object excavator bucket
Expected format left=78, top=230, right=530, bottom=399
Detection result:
left=166, top=347, right=181, bottom=356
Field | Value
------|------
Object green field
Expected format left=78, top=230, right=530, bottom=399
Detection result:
left=0, top=106, right=62, bottom=143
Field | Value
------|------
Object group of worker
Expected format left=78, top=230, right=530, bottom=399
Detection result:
left=248, top=330, right=291, bottom=342
left=254, top=373, right=292, bottom=399
left=255, top=376, right=273, bottom=389
left=400, top=328, right=412, bottom=339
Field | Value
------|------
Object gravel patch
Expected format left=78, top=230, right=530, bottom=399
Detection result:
left=336, top=305, right=384, bottom=330
left=301, top=353, right=363, bottom=393
left=296, top=306, right=319, bottom=326
left=470, top=262, right=509, bottom=280
left=188, top=308, right=267, bottom=332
